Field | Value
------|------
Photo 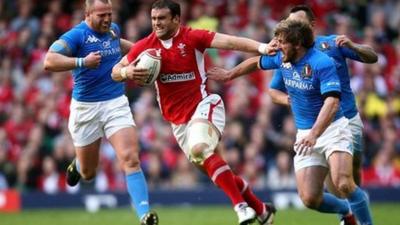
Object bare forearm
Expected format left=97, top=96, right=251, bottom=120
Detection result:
left=310, top=97, right=339, bottom=138
left=268, top=89, right=290, bottom=106
left=120, top=38, right=133, bottom=55
left=351, top=44, right=378, bottom=63
left=228, top=56, right=260, bottom=80
left=112, top=56, right=131, bottom=82
left=43, top=52, right=78, bottom=72
left=211, top=33, right=261, bottom=53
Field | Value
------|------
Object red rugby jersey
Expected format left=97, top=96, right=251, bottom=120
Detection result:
left=127, top=26, right=215, bottom=124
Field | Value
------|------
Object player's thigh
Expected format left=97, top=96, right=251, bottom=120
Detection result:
left=108, top=126, right=140, bottom=160
left=68, top=99, right=103, bottom=147
left=327, top=151, right=354, bottom=187
left=75, top=139, right=102, bottom=174
left=296, top=166, right=328, bottom=201
left=324, top=173, right=341, bottom=197
left=102, top=95, right=138, bottom=151
left=191, top=94, right=225, bottom=135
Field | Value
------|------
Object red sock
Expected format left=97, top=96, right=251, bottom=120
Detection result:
left=203, top=154, right=244, bottom=206
left=234, top=175, right=265, bottom=216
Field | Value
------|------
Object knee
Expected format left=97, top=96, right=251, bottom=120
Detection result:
left=332, top=176, right=355, bottom=197
left=300, top=192, right=322, bottom=209
left=189, top=143, right=208, bottom=165
left=118, top=148, right=140, bottom=170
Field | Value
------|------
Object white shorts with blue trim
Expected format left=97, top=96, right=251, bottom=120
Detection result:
left=294, top=117, right=353, bottom=172
left=68, top=95, right=135, bottom=147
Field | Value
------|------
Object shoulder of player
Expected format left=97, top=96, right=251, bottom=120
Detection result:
left=309, top=49, right=335, bottom=68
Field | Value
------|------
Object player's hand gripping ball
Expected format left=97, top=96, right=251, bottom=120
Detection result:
left=135, top=49, right=161, bottom=85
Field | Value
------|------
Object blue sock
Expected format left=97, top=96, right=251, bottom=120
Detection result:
left=317, top=192, right=350, bottom=215
left=126, top=170, right=150, bottom=220
left=348, top=187, right=373, bottom=225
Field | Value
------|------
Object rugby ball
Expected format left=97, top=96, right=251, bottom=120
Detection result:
left=135, top=48, right=161, bottom=85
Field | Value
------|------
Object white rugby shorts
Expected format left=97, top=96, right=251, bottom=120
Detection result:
left=68, top=95, right=135, bottom=147
left=294, top=117, right=353, bottom=171
left=348, top=113, right=363, bottom=153
left=171, top=94, right=225, bottom=157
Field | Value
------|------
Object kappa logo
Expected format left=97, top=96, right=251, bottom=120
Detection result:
left=282, top=62, right=292, bottom=69
left=86, top=35, right=100, bottom=44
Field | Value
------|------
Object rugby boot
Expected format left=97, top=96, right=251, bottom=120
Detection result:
left=66, top=159, right=81, bottom=186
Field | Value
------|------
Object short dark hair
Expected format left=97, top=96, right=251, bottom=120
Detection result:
left=152, top=0, right=181, bottom=18
left=289, top=5, right=316, bottom=23
left=274, top=19, right=314, bottom=49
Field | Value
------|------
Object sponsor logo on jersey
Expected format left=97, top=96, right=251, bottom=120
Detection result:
left=283, top=78, right=314, bottom=90
left=302, top=64, right=312, bottom=78
left=292, top=71, right=301, bottom=80
left=160, top=72, right=195, bottom=83
left=85, top=35, right=100, bottom=44
left=102, top=40, right=111, bottom=48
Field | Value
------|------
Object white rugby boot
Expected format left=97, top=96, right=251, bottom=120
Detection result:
left=234, top=203, right=256, bottom=225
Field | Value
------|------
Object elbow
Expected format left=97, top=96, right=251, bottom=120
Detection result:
left=43, top=54, right=54, bottom=71
left=369, top=54, right=378, bottom=64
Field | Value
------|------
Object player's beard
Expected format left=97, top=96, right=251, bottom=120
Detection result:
left=282, top=47, right=296, bottom=63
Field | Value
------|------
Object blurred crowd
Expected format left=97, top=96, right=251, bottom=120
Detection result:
left=1, top=0, right=400, bottom=194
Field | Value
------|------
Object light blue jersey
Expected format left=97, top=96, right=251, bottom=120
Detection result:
left=262, top=49, right=343, bottom=129
left=271, top=35, right=362, bottom=119
left=60, top=21, right=124, bottom=102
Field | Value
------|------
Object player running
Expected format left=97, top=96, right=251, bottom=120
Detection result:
left=43, top=0, right=157, bottom=224
left=112, top=0, right=276, bottom=224
left=208, top=19, right=374, bottom=225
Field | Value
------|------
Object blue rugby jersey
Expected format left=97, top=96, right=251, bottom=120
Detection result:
left=60, top=21, right=124, bottom=102
left=271, top=35, right=362, bottom=119
left=261, top=49, right=343, bottom=129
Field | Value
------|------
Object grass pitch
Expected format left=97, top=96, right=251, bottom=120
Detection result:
left=1, top=203, right=399, bottom=225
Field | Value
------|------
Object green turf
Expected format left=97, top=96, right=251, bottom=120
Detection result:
left=1, top=203, right=399, bottom=225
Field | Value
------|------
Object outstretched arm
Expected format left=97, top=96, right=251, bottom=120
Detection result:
left=336, top=35, right=378, bottom=63
left=210, top=33, right=277, bottom=55
left=207, top=56, right=261, bottom=81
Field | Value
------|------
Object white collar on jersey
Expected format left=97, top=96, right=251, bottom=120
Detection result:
left=160, top=28, right=180, bottom=49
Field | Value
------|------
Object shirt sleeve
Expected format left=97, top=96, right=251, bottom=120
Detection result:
left=338, top=46, right=362, bottom=61
left=259, top=52, right=282, bottom=70
left=189, top=28, right=216, bottom=52
left=59, top=28, right=84, bottom=56
left=126, top=39, right=147, bottom=63
left=317, top=59, right=341, bottom=94
left=269, top=70, right=287, bottom=92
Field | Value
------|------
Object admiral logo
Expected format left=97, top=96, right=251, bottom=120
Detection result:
left=160, top=72, right=195, bottom=83
left=86, top=35, right=100, bottom=44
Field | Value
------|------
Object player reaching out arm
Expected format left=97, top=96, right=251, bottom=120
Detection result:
left=209, top=19, right=374, bottom=225
left=43, top=1, right=158, bottom=225
left=112, top=1, right=277, bottom=225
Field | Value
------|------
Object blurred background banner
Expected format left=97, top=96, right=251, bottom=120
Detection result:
left=0, top=0, right=400, bottom=212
